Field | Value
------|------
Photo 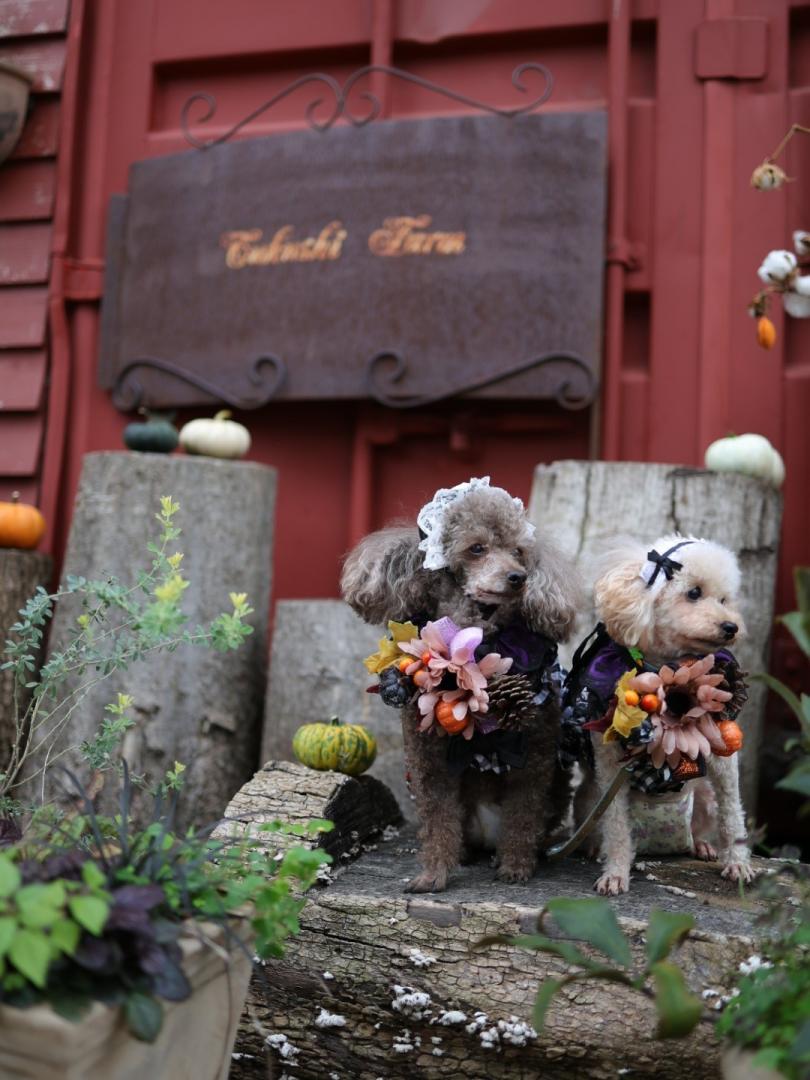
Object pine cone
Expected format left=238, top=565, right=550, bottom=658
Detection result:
left=486, top=673, right=537, bottom=730
left=713, top=657, right=749, bottom=721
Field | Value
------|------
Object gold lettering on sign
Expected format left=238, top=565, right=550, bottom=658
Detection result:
left=220, top=221, right=347, bottom=268
left=367, top=215, right=466, bottom=257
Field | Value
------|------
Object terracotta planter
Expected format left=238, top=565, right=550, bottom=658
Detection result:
left=721, top=1046, right=785, bottom=1080
left=0, top=923, right=252, bottom=1080
left=0, top=62, right=33, bottom=165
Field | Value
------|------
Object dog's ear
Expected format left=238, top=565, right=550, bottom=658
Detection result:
left=522, top=535, right=583, bottom=641
left=340, top=526, right=435, bottom=626
left=593, top=545, right=655, bottom=647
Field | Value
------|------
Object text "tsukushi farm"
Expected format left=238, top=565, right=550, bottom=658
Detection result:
left=220, top=215, right=466, bottom=268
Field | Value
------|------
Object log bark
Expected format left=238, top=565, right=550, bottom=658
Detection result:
left=33, top=451, right=275, bottom=825
left=224, top=765, right=771, bottom=1080
left=529, top=461, right=782, bottom=811
left=0, top=548, right=51, bottom=774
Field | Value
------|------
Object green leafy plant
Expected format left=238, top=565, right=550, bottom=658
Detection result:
left=479, top=897, right=702, bottom=1038
left=0, top=767, right=332, bottom=1042
left=716, top=865, right=810, bottom=1079
left=0, top=496, right=254, bottom=805
left=753, top=566, right=810, bottom=806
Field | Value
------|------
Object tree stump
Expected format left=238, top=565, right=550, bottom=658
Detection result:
left=223, top=765, right=771, bottom=1080
left=261, top=600, right=417, bottom=821
left=36, top=451, right=276, bottom=825
left=0, top=548, right=52, bottom=775
left=529, top=461, right=782, bottom=811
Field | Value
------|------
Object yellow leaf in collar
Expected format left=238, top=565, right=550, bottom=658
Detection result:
left=605, top=669, right=646, bottom=741
left=363, top=620, right=420, bottom=674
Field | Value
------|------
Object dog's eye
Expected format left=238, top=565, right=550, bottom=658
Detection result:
left=720, top=597, right=726, bottom=605
left=468, top=543, right=485, bottom=556
left=512, top=548, right=523, bottom=558
left=686, top=586, right=702, bottom=601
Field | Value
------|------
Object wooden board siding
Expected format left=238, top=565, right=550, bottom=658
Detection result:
left=0, top=0, right=69, bottom=507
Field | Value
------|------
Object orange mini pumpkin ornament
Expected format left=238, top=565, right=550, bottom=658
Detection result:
left=435, top=700, right=468, bottom=735
left=714, top=719, right=743, bottom=757
left=0, top=492, right=45, bottom=550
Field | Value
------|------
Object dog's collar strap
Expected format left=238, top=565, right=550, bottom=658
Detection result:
left=640, top=540, right=695, bottom=591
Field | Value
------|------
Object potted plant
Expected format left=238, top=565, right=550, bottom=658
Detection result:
left=0, top=766, right=332, bottom=1078
left=0, top=493, right=333, bottom=1076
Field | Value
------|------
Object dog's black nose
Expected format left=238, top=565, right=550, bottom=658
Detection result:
left=721, top=621, right=738, bottom=639
left=507, top=571, right=527, bottom=589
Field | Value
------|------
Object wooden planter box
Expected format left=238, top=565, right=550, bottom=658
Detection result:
left=0, top=923, right=252, bottom=1080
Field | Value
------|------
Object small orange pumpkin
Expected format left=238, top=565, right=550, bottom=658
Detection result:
left=624, top=690, right=640, bottom=707
left=640, top=693, right=659, bottom=713
left=714, top=719, right=743, bottom=757
left=398, top=656, right=415, bottom=673
left=757, top=316, right=777, bottom=350
left=0, top=492, right=45, bottom=550
left=435, top=700, right=468, bottom=735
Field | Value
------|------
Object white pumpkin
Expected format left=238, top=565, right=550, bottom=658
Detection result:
left=704, top=433, right=784, bottom=488
left=179, top=410, right=251, bottom=459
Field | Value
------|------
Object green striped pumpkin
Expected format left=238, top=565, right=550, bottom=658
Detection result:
left=292, top=716, right=377, bottom=777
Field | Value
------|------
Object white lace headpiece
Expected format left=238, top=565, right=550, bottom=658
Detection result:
left=416, top=476, right=535, bottom=571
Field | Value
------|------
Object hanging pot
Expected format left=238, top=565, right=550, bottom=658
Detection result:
left=0, top=62, right=33, bottom=166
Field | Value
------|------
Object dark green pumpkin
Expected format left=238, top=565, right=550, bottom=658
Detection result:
left=124, top=410, right=179, bottom=453
left=292, top=716, right=377, bottom=777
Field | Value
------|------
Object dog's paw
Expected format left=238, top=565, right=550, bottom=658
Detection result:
left=495, top=862, right=536, bottom=885
left=594, top=870, right=629, bottom=896
left=694, top=839, right=718, bottom=862
left=404, top=868, right=449, bottom=894
left=721, top=861, right=756, bottom=884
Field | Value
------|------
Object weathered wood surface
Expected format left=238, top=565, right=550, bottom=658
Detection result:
left=261, top=600, right=417, bottom=821
left=37, top=452, right=276, bottom=825
left=530, top=461, right=782, bottom=811
left=0, top=547, right=51, bottom=772
left=225, top=765, right=770, bottom=1080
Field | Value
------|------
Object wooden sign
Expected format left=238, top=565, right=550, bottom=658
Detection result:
left=99, top=112, right=607, bottom=408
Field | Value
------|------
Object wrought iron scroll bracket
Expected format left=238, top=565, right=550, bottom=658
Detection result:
left=111, top=354, right=287, bottom=412
left=365, top=351, right=598, bottom=411
left=181, top=62, right=554, bottom=149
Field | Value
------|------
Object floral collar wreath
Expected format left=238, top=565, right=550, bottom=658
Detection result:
left=416, top=476, right=535, bottom=571
left=561, top=540, right=747, bottom=794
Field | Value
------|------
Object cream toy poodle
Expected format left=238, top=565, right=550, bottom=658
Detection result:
left=341, top=477, right=581, bottom=893
left=564, top=534, right=755, bottom=896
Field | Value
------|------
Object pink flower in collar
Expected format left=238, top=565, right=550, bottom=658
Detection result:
left=406, top=618, right=512, bottom=737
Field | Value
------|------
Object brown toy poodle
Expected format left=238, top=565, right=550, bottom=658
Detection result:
left=341, top=477, right=581, bottom=893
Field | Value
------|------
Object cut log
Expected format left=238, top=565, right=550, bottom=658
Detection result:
left=529, top=461, right=782, bottom=811
left=261, top=600, right=417, bottom=821
left=31, top=451, right=275, bottom=825
left=224, top=764, right=771, bottom=1080
left=0, top=547, right=51, bottom=773
left=213, top=759, right=403, bottom=861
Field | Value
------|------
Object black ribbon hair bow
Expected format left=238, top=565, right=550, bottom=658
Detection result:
left=644, top=539, right=695, bottom=590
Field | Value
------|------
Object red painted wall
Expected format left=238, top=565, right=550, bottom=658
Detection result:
left=1, top=0, right=808, bottom=620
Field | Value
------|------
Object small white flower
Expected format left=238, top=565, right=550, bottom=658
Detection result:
left=784, top=290, right=810, bottom=318
left=794, top=230, right=810, bottom=255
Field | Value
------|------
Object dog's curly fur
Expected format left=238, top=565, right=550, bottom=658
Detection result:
left=581, top=534, right=755, bottom=896
left=341, top=486, right=581, bottom=893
